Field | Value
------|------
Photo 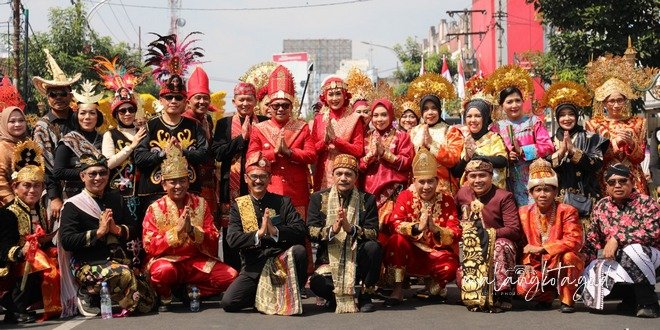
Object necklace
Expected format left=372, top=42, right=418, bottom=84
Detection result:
left=534, top=203, right=557, bottom=244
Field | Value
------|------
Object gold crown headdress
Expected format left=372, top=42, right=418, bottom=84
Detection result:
left=72, top=80, right=105, bottom=107
left=461, top=91, right=497, bottom=117
left=527, top=158, right=558, bottom=189
left=412, top=147, right=437, bottom=179
left=396, top=99, right=420, bottom=119
left=12, top=140, right=45, bottom=183
left=161, top=142, right=190, bottom=180
left=483, top=65, right=534, bottom=100
left=464, top=73, right=488, bottom=100
left=346, top=67, right=374, bottom=105
left=239, top=61, right=278, bottom=117
left=540, top=81, right=592, bottom=113
left=406, top=73, right=457, bottom=108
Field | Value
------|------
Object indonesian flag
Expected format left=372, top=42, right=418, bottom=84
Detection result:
left=441, top=55, right=452, bottom=81
left=456, top=57, right=465, bottom=98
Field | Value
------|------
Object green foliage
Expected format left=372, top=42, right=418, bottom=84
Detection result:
left=21, top=1, right=153, bottom=107
left=527, top=0, right=659, bottom=68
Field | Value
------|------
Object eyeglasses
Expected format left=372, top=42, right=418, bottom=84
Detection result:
left=606, top=178, right=629, bottom=187
left=117, top=107, right=137, bottom=114
left=270, top=103, right=291, bottom=111
left=47, top=90, right=69, bottom=98
left=606, top=98, right=626, bottom=105
left=163, top=94, right=185, bottom=102
left=84, top=169, right=109, bottom=178
left=248, top=174, right=269, bottom=181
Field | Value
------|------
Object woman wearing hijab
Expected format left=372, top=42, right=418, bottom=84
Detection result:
left=397, top=101, right=420, bottom=133
left=359, top=98, right=414, bottom=245
left=452, top=94, right=508, bottom=189
left=407, top=73, right=464, bottom=194
left=543, top=82, right=608, bottom=216
left=0, top=106, right=28, bottom=205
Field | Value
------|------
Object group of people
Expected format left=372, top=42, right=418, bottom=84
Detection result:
left=0, top=33, right=658, bottom=324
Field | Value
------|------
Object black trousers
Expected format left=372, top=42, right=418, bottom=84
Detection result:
left=221, top=226, right=242, bottom=272
left=4, top=273, right=43, bottom=313
left=309, top=240, right=382, bottom=302
left=220, top=245, right=307, bottom=312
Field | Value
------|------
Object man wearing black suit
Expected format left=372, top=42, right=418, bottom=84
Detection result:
left=220, top=152, right=307, bottom=314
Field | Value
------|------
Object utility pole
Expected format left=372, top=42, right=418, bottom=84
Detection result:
left=22, top=6, right=28, bottom=102
left=11, top=0, right=20, bottom=82
left=446, top=9, right=487, bottom=77
left=493, top=0, right=507, bottom=67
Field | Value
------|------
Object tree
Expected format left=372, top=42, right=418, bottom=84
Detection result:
left=392, top=37, right=457, bottom=97
left=527, top=0, right=659, bottom=69
left=22, top=1, right=152, bottom=109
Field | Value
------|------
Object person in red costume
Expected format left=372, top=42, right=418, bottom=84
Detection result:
left=383, top=147, right=461, bottom=306
left=143, top=142, right=237, bottom=313
left=248, top=65, right=316, bottom=218
left=359, top=98, right=414, bottom=245
left=183, top=66, right=219, bottom=220
left=311, top=76, right=364, bottom=191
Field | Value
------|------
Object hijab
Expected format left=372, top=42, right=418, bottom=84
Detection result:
left=0, top=106, right=26, bottom=143
left=463, top=99, right=492, bottom=141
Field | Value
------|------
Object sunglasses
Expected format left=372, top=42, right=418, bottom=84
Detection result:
left=48, top=90, right=69, bottom=98
left=117, top=107, right=137, bottom=114
left=270, top=103, right=291, bottom=111
left=85, top=169, right=109, bottom=178
left=606, top=178, right=629, bottom=186
left=248, top=174, right=269, bottom=181
left=163, top=94, right=185, bottom=101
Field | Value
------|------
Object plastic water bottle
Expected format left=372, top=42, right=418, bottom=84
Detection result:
left=100, top=281, right=113, bottom=319
left=189, top=286, right=200, bottom=312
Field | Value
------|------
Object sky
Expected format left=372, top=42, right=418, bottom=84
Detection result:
left=21, top=0, right=472, bottom=111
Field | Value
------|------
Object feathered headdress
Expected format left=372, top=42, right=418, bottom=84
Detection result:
left=483, top=65, right=534, bottom=100
left=464, top=72, right=488, bottom=101
left=0, top=76, right=26, bottom=111
left=12, top=140, right=45, bottom=183
left=145, top=32, right=204, bottom=82
left=92, top=55, right=144, bottom=93
left=406, top=72, right=456, bottom=106
left=540, top=81, right=592, bottom=112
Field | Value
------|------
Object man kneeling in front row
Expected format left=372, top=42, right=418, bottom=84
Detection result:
left=220, top=152, right=308, bottom=315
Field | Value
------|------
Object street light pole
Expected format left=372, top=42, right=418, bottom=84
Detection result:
left=361, top=41, right=400, bottom=71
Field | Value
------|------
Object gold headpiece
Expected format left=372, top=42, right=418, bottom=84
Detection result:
left=31, top=49, right=82, bottom=96
left=484, top=65, right=534, bottom=100
left=12, top=140, right=45, bottom=183
left=346, top=67, right=374, bottom=105
left=461, top=91, right=496, bottom=118
left=464, top=73, right=488, bottom=100
left=406, top=72, right=456, bottom=107
left=161, top=142, right=190, bottom=180
left=396, top=99, right=420, bottom=119
left=332, top=154, right=358, bottom=174
left=540, top=81, right=592, bottom=112
left=465, top=159, right=493, bottom=174
left=527, top=158, right=558, bottom=190
left=412, top=147, right=437, bottom=179
left=239, top=61, right=278, bottom=117
left=72, top=80, right=105, bottom=106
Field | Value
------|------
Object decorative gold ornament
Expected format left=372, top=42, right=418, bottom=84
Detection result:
left=483, top=65, right=534, bottom=100
left=12, top=140, right=45, bottom=183
left=72, top=80, right=105, bottom=105
left=346, top=67, right=374, bottom=105
left=161, top=142, right=189, bottom=180
left=527, top=158, right=558, bottom=189
left=540, top=81, right=592, bottom=112
left=412, top=147, right=437, bottom=179
left=396, top=99, right=420, bottom=119
left=406, top=72, right=456, bottom=107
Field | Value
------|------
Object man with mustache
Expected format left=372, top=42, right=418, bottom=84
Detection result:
left=307, top=154, right=381, bottom=313
left=221, top=152, right=307, bottom=315
left=212, top=81, right=268, bottom=271
left=382, top=147, right=461, bottom=305
left=32, top=49, right=81, bottom=221
left=454, top=158, right=521, bottom=312
left=582, top=163, right=660, bottom=318
left=515, top=158, right=583, bottom=313
left=142, top=142, right=237, bottom=312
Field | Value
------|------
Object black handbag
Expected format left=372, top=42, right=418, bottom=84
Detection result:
left=562, top=182, right=592, bottom=217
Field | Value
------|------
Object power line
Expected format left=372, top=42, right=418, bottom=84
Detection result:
left=82, top=0, right=372, bottom=11
left=118, top=0, right=139, bottom=36
left=107, top=1, right=134, bottom=44
left=95, top=10, right=121, bottom=42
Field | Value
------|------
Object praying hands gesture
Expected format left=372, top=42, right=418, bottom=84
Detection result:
left=614, top=127, right=634, bottom=146
left=256, top=211, right=278, bottom=239
left=241, top=116, right=251, bottom=140
left=176, top=206, right=193, bottom=238
left=463, top=135, right=476, bottom=161
left=556, top=131, right=576, bottom=160
left=325, top=121, right=337, bottom=143
left=331, top=207, right=353, bottom=235
left=422, top=125, right=433, bottom=149
left=417, top=204, right=432, bottom=233
left=97, top=209, right=121, bottom=238
left=276, top=136, right=292, bottom=156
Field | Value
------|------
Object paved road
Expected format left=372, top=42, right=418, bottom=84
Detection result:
left=11, top=284, right=659, bottom=330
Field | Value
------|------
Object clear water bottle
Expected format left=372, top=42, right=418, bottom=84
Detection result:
left=189, top=286, right=200, bottom=312
left=100, top=281, right=113, bottom=319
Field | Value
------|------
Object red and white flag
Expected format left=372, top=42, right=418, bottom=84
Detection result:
left=441, top=55, right=452, bottom=81
left=456, top=57, right=465, bottom=98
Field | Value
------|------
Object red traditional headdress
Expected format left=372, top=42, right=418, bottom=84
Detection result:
left=145, top=32, right=204, bottom=96
left=0, top=76, right=26, bottom=111
left=267, top=65, right=295, bottom=103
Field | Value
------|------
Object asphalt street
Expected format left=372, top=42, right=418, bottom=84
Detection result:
left=6, top=284, right=658, bottom=330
